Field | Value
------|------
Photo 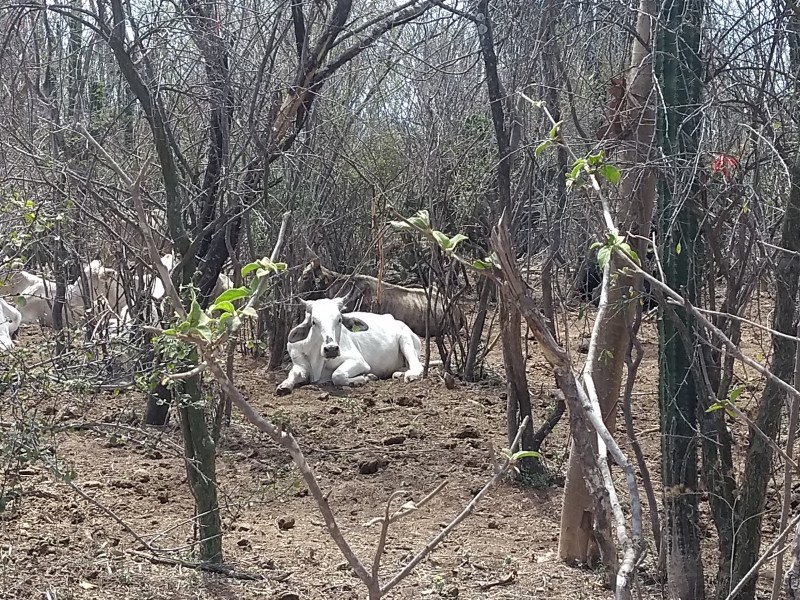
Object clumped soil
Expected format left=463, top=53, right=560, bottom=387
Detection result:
left=0, top=301, right=782, bottom=600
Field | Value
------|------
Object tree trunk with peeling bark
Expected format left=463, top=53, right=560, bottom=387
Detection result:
left=559, top=0, right=657, bottom=565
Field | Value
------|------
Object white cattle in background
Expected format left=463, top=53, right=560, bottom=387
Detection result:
left=0, top=297, right=22, bottom=351
left=0, top=260, right=125, bottom=329
left=276, top=297, right=424, bottom=396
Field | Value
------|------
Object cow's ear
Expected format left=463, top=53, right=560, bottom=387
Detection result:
left=300, top=298, right=312, bottom=313
left=342, top=315, right=369, bottom=333
left=288, top=316, right=312, bottom=343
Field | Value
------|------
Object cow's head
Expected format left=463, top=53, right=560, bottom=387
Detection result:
left=288, top=297, right=369, bottom=359
left=298, top=258, right=332, bottom=299
left=83, top=260, right=123, bottom=307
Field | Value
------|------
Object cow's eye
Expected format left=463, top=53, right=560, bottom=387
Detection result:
left=312, top=319, right=318, bottom=326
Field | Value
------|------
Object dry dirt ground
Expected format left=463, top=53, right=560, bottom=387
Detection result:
left=0, top=298, right=784, bottom=600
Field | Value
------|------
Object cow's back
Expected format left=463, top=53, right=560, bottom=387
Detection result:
left=342, top=311, right=421, bottom=378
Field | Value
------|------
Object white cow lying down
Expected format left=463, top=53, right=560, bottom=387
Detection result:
left=0, top=297, right=22, bottom=352
left=276, top=298, right=424, bottom=396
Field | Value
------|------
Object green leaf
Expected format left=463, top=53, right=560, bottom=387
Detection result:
left=212, top=301, right=235, bottom=314
left=598, top=164, right=622, bottom=185
left=706, top=401, right=725, bottom=413
left=241, top=262, right=260, bottom=277
left=13, top=295, right=26, bottom=308
left=189, top=325, right=214, bottom=342
left=162, top=328, right=177, bottom=336
left=568, top=160, right=584, bottom=181
left=511, top=450, right=541, bottom=461
left=472, top=259, right=492, bottom=270
left=728, top=385, right=745, bottom=403
left=240, top=306, right=258, bottom=319
left=219, top=312, right=233, bottom=327
left=449, top=233, right=468, bottom=251
left=187, top=298, right=203, bottom=327
left=215, top=287, right=250, bottom=304
left=257, top=258, right=286, bottom=274
left=676, top=241, right=682, bottom=255
left=408, top=209, right=431, bottom=230
left=535, top=139, right=551, bottom=157
left=432, top=230, right=451, bottom=250
left=597, top=247, right=612, bottom=269
left=389, top=220, right=413, bottom=231
left=548, top=121, right=562, bottom=140
left=587, top=150, right=605, bottom=166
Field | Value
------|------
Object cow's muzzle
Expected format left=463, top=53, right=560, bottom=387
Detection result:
left=323, top=344, right=340, bottom=359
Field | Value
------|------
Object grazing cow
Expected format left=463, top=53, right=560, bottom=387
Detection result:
left=276, top=297, right=423, bottom=396
left=298, top=260, right=464, bottom=338
left=0, top=297, right=22, bottom=351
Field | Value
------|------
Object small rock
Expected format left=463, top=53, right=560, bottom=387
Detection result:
left=453, top=426, right=480, bottom=439
left=382, top=435, right=406, bottom=446
left=396, top=396, right=422, bottom=407
left=144, top=449, right=164, bottom=460
left=157, top=492, right=169, bottom=504
left=83, top=480, right=102, bottom=489
left=111, top=479, right=133, bottom=490
left=444, top=373, right=456, bottom=389
left=294, top=488, right=309, bottom=498
left=407, top=427, right=422, bottom=439
left=133, top=470, right=151, bottom=484
left=362, top=397, right=376, bottom=408
left=358, top=458, right=388, bottom=475
left=487, top=520, right=499, bottom=530
left=328, top=406, right=342, bottom=415
left=277, top=516, right=295, bottom=531
left=237, top=538, right=251, bottom=548
left=443, top=586, right=459, bottom=597
left=317, top=392, right=329, bottom=401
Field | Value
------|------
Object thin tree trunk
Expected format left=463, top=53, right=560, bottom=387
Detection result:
left=474, top=0, right=537, bottom=463
left=727, top=140, right=800, bottom=600
left=464, top=277, right=491, bottom=382
left=180, top=372, right=223, bottom=563
left=559, top=0, right=657, bottom=564
left=658, top=0, right=706, bottom=594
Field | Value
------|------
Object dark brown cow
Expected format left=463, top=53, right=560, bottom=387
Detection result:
left=298, top=260, right=464, bottom=338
